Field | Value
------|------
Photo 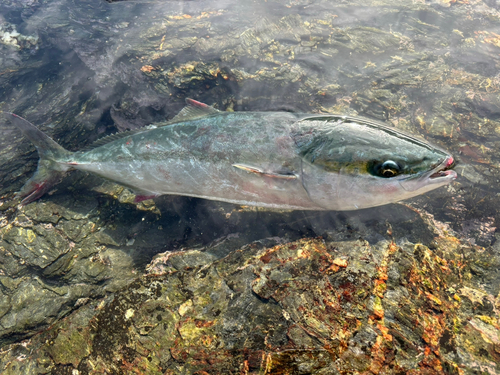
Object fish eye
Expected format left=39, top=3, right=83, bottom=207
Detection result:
left=377, top=160, right=401, bottom=178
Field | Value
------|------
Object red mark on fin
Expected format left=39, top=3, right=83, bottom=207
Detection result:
left=134, top=195, right=157, bottom=203
left=186, top=98, right=209, bottom=108
left=34, top=182, right=47, bottom=190
left=19, top=181, right=47, bottom=205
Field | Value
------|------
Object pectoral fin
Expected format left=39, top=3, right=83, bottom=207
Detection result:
left=232, top=164, right=297, bottom=180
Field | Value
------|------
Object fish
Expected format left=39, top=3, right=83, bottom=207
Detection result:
left=2, top=98, right=457, bottom=211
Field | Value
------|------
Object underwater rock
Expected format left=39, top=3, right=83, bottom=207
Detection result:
left=0, top=193, right=140, bottom=345
left=0, top=229, right=498, bottom=374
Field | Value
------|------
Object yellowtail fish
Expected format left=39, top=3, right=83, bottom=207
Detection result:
left=3, top=99, right=456, bottom=210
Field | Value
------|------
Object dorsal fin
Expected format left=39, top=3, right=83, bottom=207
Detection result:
left=169, top=98, right=220, bottom=123
left=81, top=129, right=144, bottom=151
left=82, top=99, right=219, bottom=151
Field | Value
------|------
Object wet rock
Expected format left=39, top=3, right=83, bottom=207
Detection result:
left=3, top=226, right=68, bottom=269
left=0, top=231, right=497, bottom=374
left=0, top=192, right=142, bottom=345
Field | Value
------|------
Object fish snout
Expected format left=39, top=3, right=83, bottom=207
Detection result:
left=399, top=155, right=457, bottom=192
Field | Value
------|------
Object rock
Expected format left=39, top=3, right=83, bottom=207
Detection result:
left=0, top=233, right=498, bottom=373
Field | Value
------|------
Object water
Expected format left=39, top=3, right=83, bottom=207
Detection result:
left=0, top=0, right=500, bottom=373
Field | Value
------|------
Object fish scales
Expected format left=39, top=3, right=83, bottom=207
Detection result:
left=73, top=111, right=312, bottom=209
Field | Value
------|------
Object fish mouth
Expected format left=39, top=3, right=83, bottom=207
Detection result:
left=428, top=156, right=457, bottom=182
left=399, top=155, right=457, bottom=192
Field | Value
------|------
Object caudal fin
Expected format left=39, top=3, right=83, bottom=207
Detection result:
left=3, top=112, right=73, bottom=204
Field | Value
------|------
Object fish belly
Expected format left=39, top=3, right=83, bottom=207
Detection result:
left=77, top=158, right=317, bottom=209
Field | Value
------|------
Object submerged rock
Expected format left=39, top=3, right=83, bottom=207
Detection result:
left=0, top=227, right=498, bottom=374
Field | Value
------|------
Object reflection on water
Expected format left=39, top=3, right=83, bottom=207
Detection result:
left=0, top=0, right=500, bottom=373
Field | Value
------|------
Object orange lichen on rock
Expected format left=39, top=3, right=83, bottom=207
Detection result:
left=332, top=258, right=348, bottom=267
left=376, top=323, right=393, bottom=342
left=140, top=65, right=155, bottom=73
left=421, top=313, right=445, bottom=347
left=482, top=31, right=500, bottom=48
left=168, top=14, right=192, bottom=20
left=371, top=241, right=398, bottom=321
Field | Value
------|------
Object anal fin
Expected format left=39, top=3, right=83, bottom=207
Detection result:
left=232, top=164, right=297, bottom=180
left=134, top=191, right=159, bottom=203
left=134, top=193, right=159, bottom=203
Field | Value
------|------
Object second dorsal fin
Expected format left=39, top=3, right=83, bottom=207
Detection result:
left=81, top=129, right=144, bottom=151
left=82, top=99, right=219, bottom=151
left=169, top=98, right=220, bottom=123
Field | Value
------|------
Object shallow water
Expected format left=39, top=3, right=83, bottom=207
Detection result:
left=1, top=0, right=500, bottom=373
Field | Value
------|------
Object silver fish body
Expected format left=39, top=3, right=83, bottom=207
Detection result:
left=4, top=99, right=457, bottom=210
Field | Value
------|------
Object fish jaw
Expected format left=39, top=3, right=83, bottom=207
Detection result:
left=399, top=155, right=457, bottom=194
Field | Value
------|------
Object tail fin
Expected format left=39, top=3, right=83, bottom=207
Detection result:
left=3, top=112, right=73, bottom=204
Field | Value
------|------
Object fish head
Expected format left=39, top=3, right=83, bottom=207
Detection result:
left=294, top=117, right=457, bottom=210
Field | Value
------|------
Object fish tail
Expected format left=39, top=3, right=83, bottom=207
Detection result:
left=4, top=112, right=73, bottom=205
